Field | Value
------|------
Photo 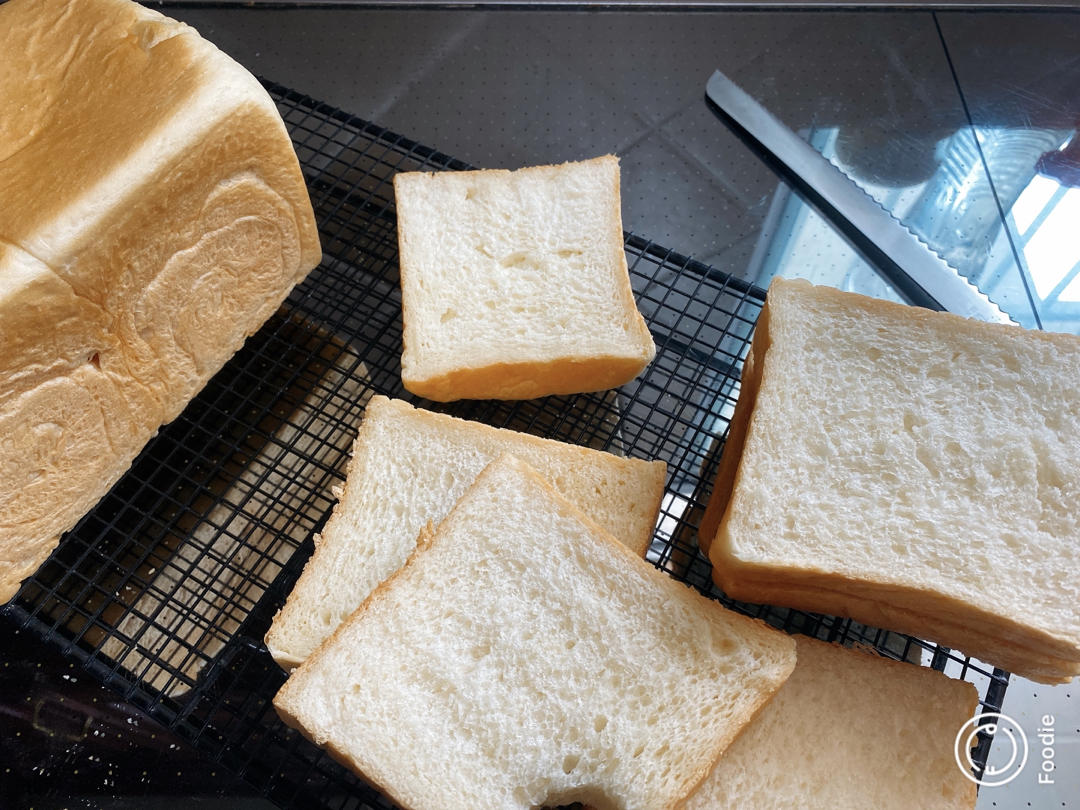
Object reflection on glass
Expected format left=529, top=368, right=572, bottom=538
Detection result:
left=1015, top=178, right=1080, bottom=302
left=1006, top=147, right=1080, bottom=332
left=750, top=125, right=1079, bottom=334
left=744, top=128, right=907, bottom=304
left=908, top=128, right=1070, bottom=276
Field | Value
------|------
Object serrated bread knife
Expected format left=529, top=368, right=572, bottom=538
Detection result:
left=705, top=69, right=1015, bottom=324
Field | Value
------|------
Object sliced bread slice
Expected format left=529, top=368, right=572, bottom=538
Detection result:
left=393, top=155, right=655, bottom=401
left=264, top=395, right=666, bottom=669
left=683, top=636, right=978, bottom=809
left=703, top=277, right=1080, bottom=683
left=274, top=454, right=797, bottom=810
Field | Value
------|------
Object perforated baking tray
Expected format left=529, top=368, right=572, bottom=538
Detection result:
left=2, top=79, right=1009, bottom=809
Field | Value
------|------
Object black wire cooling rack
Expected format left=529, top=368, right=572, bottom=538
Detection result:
left=3, top=79, right=1009, bottom=808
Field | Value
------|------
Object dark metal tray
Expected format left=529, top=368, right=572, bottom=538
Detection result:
left=2, top=79, right=1008, bottom=809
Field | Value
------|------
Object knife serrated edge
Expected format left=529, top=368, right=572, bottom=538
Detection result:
left=820, top=150, right=1016, bottom=324
left=705, top=69, right=1016, bottom=325
left=831, top=158, right=1016, bottom=324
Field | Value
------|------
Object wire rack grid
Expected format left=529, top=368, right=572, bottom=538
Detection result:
left=2, top=79, right=1009, bottom=809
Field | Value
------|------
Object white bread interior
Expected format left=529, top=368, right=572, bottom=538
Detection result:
left=273, top=454, right=796, bottom=810
left=0, top=0, right=321, bottom=601
left=393, top=155, right=655, bottom=401
left=265, top=395, right=666, bottom=669
left=704, top=277, right=1080, bottom=683
left=684, top=636, right=978, bottom=810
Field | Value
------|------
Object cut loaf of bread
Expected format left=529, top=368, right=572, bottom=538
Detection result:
left=0, top=0, right=320, bottom=602
left=274, top=454, right=797, bottom=810
left=393, top=155, right=655, bottom=401
left=683, top=636, right=978, bottom=809
left=702, top=277, right=1080, bottom=683
left=265, top=395, right=666, bottom=669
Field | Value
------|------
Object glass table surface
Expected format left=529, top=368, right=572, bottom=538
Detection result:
left=2, top=5, right=1078, bottom=810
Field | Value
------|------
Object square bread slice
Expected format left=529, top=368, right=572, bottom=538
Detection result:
left=0, top=0, right=320, bottom=601
left=274, top=454, right=797, bottom=810
left=701, top=277, right=1080, bottom=683
left=683, top=636, right=978, bottom=810
left=264, top=395, right=666, bottom=669
left=393, top=155, right=655, bottom=401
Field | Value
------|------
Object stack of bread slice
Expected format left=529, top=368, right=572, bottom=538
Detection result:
left=275, top=454, right=799, bottom=810
left=265, top=395, right=667, bottom=669
left=701, top=277, right=1080, bottom=684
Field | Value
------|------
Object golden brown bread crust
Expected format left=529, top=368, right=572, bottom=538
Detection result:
left=0, top=0, right=320, bottom=601
left=715, top=566, right=1080, bottom=683
left=402, top=354, right=657, bottom=402
left=697, top=300, right=770, bottom=555
left=1, top=0, right=203, bottom=241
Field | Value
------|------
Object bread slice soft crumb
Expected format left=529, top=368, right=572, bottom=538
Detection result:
left=703, top=277, right=1080, bottom=683
left=274, top=454, right=796, bottom=810
left=393, top=155, right=655, bottom=401
left=684, top=636, right=978, bottom=810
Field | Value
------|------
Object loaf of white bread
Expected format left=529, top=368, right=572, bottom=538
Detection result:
left=701, top=277, right=1080, bottom=683
left=274, top=454, right=797, bottom=810
left=0, top=0, right=320, bottom=602
left=393, top=156, right=655, bottom=401
left=683, top=636, right=978, bottom=809
left=265, top=395, right=666, bottom=669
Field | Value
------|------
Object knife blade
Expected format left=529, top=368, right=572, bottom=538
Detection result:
left=705, top=69, right=1015, bottom=325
